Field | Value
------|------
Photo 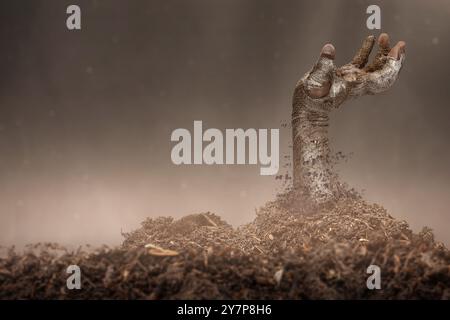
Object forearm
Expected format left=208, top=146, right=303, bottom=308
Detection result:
left=290, top=34, right=405, bottom=205
left=292, top=85, right=334, bottom=203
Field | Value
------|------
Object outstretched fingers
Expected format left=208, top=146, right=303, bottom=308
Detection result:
left=363, top=40, right=406, bottom=94
left=304, top=36, right=406, bottom=99
left=364, top=33, right=391, bottom=72
left=351, top=35, right=375, bottom=68
left=305, top=44, right=336, bottom=98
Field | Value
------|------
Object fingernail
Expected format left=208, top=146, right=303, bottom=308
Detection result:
left=321, top=44, right=335, bottom=60
left=378, top=33, right=390, bottom=47
left=398, top=41, right=406, bottom=54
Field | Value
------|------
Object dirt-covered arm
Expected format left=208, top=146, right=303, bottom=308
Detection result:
left=292, top=34, right=406, bottom=204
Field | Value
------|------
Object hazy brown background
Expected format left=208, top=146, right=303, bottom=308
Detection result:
left=0, top=0, right=449, bottom=247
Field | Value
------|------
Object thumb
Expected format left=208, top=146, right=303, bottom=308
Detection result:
left=305, top=44, right=336, bottom=98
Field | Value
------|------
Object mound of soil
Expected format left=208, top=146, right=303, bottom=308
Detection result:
left=0, top=192, right=449, bottom=299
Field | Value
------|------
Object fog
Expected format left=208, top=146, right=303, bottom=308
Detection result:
left=0, top=0, right=449, bottom=247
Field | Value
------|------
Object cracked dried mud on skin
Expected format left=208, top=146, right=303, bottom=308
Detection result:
left=292, top=34, right=405, bottom=204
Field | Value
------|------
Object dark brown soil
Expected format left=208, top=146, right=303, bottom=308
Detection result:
left=1, top=191, right=449, bottom=299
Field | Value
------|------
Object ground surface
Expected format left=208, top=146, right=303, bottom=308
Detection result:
left=0, top=191, right=449, bottom=299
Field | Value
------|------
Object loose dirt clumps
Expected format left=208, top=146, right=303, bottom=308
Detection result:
left=0, top=191, right=449, bottom=299
left=122, top=212, right=256, bottom=254
left=243, top=194, right=413, bottom=255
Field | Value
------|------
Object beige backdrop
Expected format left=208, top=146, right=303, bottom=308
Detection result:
left=0, top=0, right=449, bottom=246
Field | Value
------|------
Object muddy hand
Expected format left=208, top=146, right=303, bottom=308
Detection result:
left=304, top=33, right=406, bottom=102
left=292, top=34, right=406, bottom=205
